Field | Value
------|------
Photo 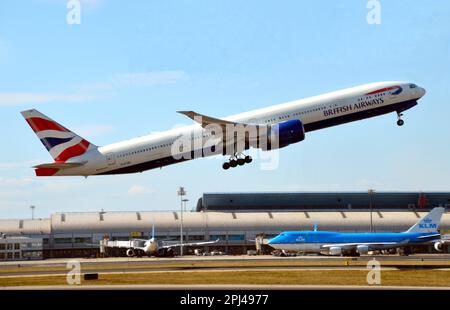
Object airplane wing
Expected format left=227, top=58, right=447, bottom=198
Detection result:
left=321, top=241, right=404, bottom=250
left=177, top=111, right=242, bottom=128
left=131, top=238, right=150, bottom=242
left=101, top=240, right=146, bottom=250
left=159, top=239, right=220, bottom=249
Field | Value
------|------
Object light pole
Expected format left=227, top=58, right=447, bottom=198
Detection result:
left=368, top=189, right=375, bottom=232
left=182, top=199, right=189, bottom=212
left=30, top=205, right=35, bottom=220
left=177, top=187, right=186, bottom=256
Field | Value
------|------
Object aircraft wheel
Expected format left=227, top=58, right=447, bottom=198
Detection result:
left=230, top=160, right=238, bottom=168
left=245, top=156, right=253, bottom=163
left=397, top=119, right=404, bottom=126
left=237, top=158, right=245, bottom=166
left=222, top=162, right=230, bottom=170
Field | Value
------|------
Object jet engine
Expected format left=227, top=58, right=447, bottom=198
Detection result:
left=356, top=245, right=369, bottom=255
left=329, top=246, right=342, bottom=256
left=126, top=249, right=135, bottom=257
left=261, top=119, right=305, bottom=150
left=434, top=241, right=444, bottom=252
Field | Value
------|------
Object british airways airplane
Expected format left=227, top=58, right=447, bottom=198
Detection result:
left=21, top=81, right=425, bottom=176
left=268, top=207, right=445, bottom=256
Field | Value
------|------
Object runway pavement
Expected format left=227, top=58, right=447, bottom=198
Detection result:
left=0, top=254, right=449, bottom=277
left=1, top=253, right=449, bottom=266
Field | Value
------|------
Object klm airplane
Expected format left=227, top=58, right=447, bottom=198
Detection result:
left=268, top=207, right=445, bottom=256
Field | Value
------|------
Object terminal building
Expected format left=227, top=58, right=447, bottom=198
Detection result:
left=0, top=192, right=449, bottom=260
left=196, top=192, right=450, bottom=212
left=0, top=235, right=43, bottom=261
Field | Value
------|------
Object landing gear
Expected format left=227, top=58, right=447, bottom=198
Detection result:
left=222, top=154, right=253, bottom=170
left=396, top=112, right=404, bottom=126
left=244, top=155, right=253, bottom=164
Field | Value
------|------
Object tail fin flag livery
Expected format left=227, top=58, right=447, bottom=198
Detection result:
left=406, top=207, right=445, bottom=233
left=21, top=109, right=96, bottom=176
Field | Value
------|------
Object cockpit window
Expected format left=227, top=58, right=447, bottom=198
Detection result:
left=409, top=84, right=417, bottom=89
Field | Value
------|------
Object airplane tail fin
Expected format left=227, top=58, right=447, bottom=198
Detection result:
left=406, top=207, right=445, bottom=233
left=21, top=109, right=96, bottom=162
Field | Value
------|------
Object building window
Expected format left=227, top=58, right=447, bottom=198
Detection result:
left=228, top=235, right=245, bottom=241
left=22, top=251, right=43, bottom=259
left=7, top=252, right=12, bottom=259
left=0, top=244, right=5, bottom=250
left=187, top=235, right=204, bottom=241
left=14, top=243, right=20, bottom=250
left=74, top=237, right=92, bottom=244
left=0, top=253, right=5, bottom=259
left=6, top=244, right=12, bottom=250
left=54, top=238, right=72, bottom=244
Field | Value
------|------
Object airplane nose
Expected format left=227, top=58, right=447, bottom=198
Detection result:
left=418, top=87, right=426, bottom=98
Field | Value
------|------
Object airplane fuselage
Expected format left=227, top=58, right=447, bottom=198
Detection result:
left=267, top=231, right=441, bottom=253
left=31, top=81, right=426, bottom=176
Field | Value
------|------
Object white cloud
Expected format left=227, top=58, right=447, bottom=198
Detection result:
left=73, top=124, right=115, bottom=138
left=0, top=71, right=188, bottom=107
left=0, top=177, right=36, bottom=187
left=0, top=92, right=94, bottom=107
left=128, top=185, right=153, bottom=195
left=0, top=160, right=44, bottom=171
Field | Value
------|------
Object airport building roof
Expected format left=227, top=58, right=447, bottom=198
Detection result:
left=197, top=192, right=450, bottom=212
left=1, top=210, right=449, bottom=236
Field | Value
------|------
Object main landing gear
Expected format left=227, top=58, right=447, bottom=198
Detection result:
left=396, top=111, right=404, bottom=126
left=222, top=154, right=252, bottom=170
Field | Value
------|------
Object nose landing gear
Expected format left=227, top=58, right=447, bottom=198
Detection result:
left=396, top=112, right=404, bottom=126
left=222, top=154, right=252, bottom=170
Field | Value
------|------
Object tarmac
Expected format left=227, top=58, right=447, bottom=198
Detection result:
left=0, top=254, right=449, bottom=277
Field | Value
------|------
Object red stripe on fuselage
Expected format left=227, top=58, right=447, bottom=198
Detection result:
left=35, top=168, right=59, bottom=176
left=26, top=117, right=69, bottom=133
left=55, top=139, right=90, bottom=162
left=365, top=86, right=399, bottom=95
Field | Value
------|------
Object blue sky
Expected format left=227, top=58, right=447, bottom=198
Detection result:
left=0, top=0, right=450, bottom=219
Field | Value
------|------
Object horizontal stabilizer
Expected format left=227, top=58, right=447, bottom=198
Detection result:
left=33, top=162, right=86, bottom=169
